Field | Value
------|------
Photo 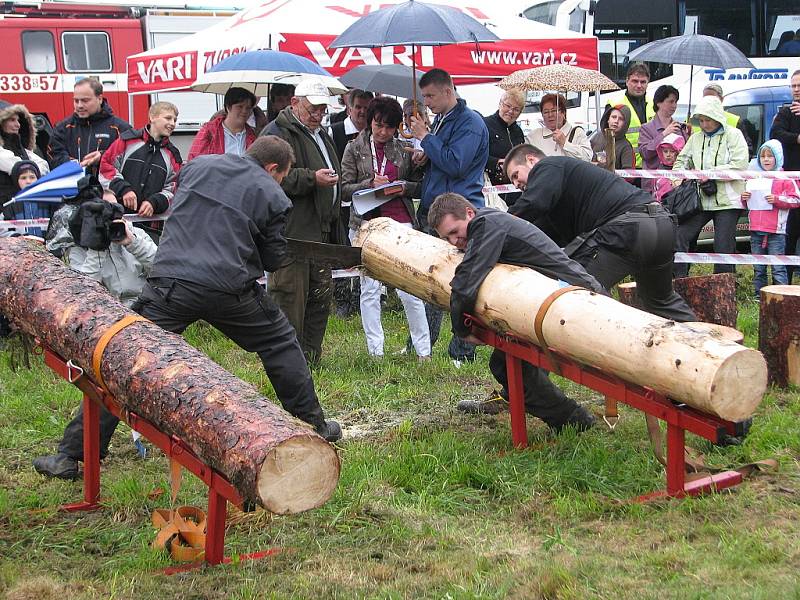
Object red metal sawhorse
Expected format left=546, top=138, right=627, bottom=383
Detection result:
left=467, top=319, right=746, bottom=501
left=40, top=344, right=278, bottom=572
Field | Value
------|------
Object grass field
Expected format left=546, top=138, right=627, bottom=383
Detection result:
left=1, top=278, right=799, bottom=600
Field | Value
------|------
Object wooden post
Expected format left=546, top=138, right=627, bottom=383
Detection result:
left=616, top=274, right=737, bottom=328
left=354, top=218, right=767, bottom=422
left=758, top=285, right=800, bottom=387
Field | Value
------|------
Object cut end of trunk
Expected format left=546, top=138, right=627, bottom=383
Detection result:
left=257, top=435, right=341, bottom=514
left=708, top=349, right=768, bottom=422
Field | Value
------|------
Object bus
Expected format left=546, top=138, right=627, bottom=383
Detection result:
left=518, top=0, right=800, bottom=126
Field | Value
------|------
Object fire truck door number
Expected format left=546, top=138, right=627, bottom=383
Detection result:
left=0, top=75, right=60, bottom=92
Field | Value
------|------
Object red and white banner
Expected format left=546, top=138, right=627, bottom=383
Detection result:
left=128, top=0, right=598, bottom=95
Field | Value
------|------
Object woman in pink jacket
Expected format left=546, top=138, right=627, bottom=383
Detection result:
left=741, top=139, right=800, bottom=297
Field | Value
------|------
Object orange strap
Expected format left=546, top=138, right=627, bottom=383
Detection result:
left=152, top=506, right=207, bottom=562
left=91, top=315, right=146, bottom=391
left=533, top=285, right=583, bottom=376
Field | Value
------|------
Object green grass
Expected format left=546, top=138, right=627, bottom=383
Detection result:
left=1, top=279, right=800, bottom=599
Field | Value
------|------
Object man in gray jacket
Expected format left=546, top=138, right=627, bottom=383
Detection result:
left=261, top=78, right=342, bottom=365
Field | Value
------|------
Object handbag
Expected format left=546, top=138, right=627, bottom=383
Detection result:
left=661, top=180, right=702, bottom=223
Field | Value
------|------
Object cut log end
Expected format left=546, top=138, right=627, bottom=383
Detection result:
left=709, top=349, right=768, bottom=422
left=257, top=435, right=341, bottom=514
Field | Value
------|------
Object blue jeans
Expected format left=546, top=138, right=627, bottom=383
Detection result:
left=750, top=232, right=787, bottom=297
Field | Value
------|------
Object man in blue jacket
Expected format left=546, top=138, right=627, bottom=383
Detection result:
left=409, top=68, right=489, bottom=362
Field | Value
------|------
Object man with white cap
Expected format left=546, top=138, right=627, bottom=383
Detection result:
left=262, top=78, right=342, bottom=365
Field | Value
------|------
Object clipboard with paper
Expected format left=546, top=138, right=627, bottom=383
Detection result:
left=352, top=180, right=406, bottom=215
left=745, top=178, right=773, bottom=211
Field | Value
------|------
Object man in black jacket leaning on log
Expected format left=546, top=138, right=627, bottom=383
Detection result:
left=33, top=136, right=341, bottom=480
left=428, top=193, right=602, bottom=432
left=504, top=145, right=696, bottom=323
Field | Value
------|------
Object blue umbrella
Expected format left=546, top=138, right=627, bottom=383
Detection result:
left=330, top=0, right=499, bottom=119
left=626, top=34, right=755, bottom=115
left=191, top=49, right=346, bottom=96
left=4, top=161, right=84, bottom=207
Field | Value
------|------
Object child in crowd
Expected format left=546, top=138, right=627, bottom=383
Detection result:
left=651, top=133, right=685, bottom=202
left=741, top=140, right=800, bottom=298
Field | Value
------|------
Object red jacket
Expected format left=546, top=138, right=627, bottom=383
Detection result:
left=187, top=114, right=256, bottom=161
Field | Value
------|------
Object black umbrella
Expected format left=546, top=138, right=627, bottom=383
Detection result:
left=340, top=64, right=423, bottom=99
left=330, top=0, right=498, bottom=123
left=627, top=33, right=755, bottom=115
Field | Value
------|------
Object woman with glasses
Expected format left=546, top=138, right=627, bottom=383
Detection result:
left=188, top=87, right=257, bottom=161
left=527, top=93, right=593, bottom=162
left=341, top=97, right=430, bottom=360
left=483, top=90, right=526, bottom=205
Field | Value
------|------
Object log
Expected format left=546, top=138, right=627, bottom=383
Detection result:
left=758, top=285, right=800, bottom=387
left=617, top=274, right=737, bottom=328
left=354, top=218, right=767, bottom=421
left=0, top=238, right=340, bottom=514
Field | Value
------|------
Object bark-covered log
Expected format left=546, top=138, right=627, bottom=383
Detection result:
left=617, top=274, right=737, bottom=328
left=759, top=285, right=800, bottom=387
left=0, top=238, right=340, bottom=514
left=354, top=218, right=767, bottom=421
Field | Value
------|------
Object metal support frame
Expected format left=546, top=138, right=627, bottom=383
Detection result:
left=40, top=345, right=278, bottom=570
left=467, top=319, right=744, bottom=501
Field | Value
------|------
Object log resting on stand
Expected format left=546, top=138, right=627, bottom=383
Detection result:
left=0, top=237, right=340, bottom=514
left=759, top=285, right=800, bottom=387
left=353, top=218, right=767, bottom=422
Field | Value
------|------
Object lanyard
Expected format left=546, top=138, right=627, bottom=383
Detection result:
left=431, top=109, right=452, bottom=135
left=370, top=138, right=388, bottom=176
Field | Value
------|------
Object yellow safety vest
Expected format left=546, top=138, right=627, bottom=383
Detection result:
left=724, top=111, right=740, bottom=128
left=606, top=93, right=655, bottom=168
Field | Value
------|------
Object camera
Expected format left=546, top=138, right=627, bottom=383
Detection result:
left=699, top=179, right=718, bottom=196
left=64, top=175, right=126, bottom=250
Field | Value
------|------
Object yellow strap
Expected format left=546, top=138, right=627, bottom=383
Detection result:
left=533, top=285, right=583, bottom=376
left=91, top=315, right=146, bottom=392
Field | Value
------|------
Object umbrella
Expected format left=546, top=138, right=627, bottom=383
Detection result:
left=191, top=49, right=347, bottom=96
left=499, top=65, right=619, bottom=132
left=498, top=65, right=619, bottom=93
left=340, top=64, right=424, bottom=99
left=330, top=0, right=499, bottom=122
left=3, top=161, right=84, bottom=208
left=626, top=34, right=755, bottom=115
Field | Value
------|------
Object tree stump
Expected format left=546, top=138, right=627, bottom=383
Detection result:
left=616, top=274, right=737, bottom=328
left=759, top=285, right=800, bottom=387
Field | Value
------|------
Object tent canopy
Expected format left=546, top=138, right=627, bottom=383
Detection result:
left=127, top=0, right=598, bottom=94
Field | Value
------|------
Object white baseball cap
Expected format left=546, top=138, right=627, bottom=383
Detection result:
left=294, top=79, right=330, bottom=105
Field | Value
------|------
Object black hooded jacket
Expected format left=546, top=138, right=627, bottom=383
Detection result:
left=49, top=99, right=131, bottom=168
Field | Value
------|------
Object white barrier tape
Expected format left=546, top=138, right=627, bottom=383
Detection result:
left=674, top=252, right=800, bottom=266
left=482, top=184, right=519, bottom=194
left=615, top=169, right=800, bottom=181
left=0, top=212, right=171, bottom=232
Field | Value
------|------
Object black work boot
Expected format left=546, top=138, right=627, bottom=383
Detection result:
left=316, top=420, right=342, bottom=443
left=457, top=390, right=509, bottom=415
left=551, top=405, right=596, bottom=434
left=33, top=453, right=80, bottom=480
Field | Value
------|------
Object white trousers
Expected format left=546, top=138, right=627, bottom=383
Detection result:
left=350, top=224, right=431, bottom=357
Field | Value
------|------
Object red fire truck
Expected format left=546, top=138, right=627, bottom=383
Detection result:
left=0, top=2, right=235, bottom=148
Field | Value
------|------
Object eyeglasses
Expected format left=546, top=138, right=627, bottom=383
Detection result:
left=500, top=100, right=523, bottom=115
left=301, top=100, right=327, bottom=115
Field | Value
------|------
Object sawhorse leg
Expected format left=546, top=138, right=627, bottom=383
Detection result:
left=205, top=487, right=227, bottom=565
left=62, top=393, right=101, bottom=512
left=506, top=354, right=528, bottom=448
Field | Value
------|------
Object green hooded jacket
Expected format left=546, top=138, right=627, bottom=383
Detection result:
left=673, top=96, right=749, bottom=211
